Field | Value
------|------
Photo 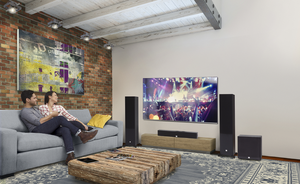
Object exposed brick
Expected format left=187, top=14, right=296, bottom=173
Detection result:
left=1, top=74, right=10, bottom=78
left=11, top=24, right=18, bottom=29
left=2, top=29, right=10, bottom=34
left=37, top=17, right=44, bottom=22
left=0, top=105, right=7, bottom=108
left=0, top=9, right=112, bottom=113
left=1, top=44, right=9, bottom=48
left=10, top=97, right=18, bottom=101
left=6, top=49, right=14, bottom=53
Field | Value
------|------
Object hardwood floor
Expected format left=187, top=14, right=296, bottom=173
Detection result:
left=212, top=151, right=300, bottom=163
left=261, top=155, right=300, bottom=163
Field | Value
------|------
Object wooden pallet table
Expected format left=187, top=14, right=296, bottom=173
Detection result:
left=68, top=147, right=181, bottom=184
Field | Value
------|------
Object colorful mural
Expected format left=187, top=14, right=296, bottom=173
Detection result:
left=17, top=29, right=84, bottom=95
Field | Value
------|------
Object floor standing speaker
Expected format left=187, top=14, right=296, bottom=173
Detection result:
left=238, top=135, right=262, bottom=160
left=125, top=96, right=138, bottom=147
left=219, top=94, right=235, bottom=158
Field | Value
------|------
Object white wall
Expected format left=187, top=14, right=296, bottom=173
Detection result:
left=112, top=0, right=300, bottom=160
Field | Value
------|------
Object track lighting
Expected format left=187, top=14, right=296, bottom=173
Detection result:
left=48, top=19, right=62, bottom=29
left=103, top=42, right=113, bottom=50
left=80, top=32, right=91, bottom=42
left=4, top=0, right=21, bottom=14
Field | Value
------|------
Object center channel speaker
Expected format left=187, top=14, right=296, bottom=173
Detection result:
left=219, top=94, right=235, bottom=158
left=125, top=96, right=138, bottom=147
left=158, top=130, right=198, bottom=139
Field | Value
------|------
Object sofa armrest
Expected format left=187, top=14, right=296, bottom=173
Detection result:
left=0, top=128, right=17, bottom=176
left=106, top=120, right=123, bottom=147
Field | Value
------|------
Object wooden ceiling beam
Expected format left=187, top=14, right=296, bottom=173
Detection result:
left=111, top=22, right=213, bottom=46
left=25, top=0, right=72, bottom=14
left=91, top=7, right=203, bottom=39
left=62, top=0, right=159, bottom=29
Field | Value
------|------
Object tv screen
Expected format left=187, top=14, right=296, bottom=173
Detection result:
left=143, top=77, right=218, bottom=123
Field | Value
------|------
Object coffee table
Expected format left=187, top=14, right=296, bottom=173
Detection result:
left=68, top=147, right=181, bottom=184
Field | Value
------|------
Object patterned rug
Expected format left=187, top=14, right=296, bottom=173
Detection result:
left=1, top=147, right=300, bottom=184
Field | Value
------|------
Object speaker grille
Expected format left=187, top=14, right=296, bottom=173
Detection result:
left=219, top=94, right=235, bottom=157
left=125, top=96, right=138, bottom=146
left=220, top=94, right=235, bottom=134
left=238, top=135, right=262, bottom=160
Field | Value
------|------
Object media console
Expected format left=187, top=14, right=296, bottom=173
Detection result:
left=141, top=134, right=216, bottom=153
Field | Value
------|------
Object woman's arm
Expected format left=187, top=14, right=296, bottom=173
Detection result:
left=75, top=118, right=88, bottom=130
left=59, top=105, right=88, bottom=130
left=59, top=105, right=77, bottom=121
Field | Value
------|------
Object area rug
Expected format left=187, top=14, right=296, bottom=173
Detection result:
left=1, top=147, right=300, bottom=184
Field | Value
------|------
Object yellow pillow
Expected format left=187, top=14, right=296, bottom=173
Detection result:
left=87, top=114, right=111, bottom=128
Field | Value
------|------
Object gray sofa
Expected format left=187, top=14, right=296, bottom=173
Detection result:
left=0, top=109, right=123, bottom=178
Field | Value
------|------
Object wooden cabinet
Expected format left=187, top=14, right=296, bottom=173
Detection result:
left=141, top=134, right=216, bottom=153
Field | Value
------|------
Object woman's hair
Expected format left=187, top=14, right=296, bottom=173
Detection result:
left=44, top=91, right=56, bottom=104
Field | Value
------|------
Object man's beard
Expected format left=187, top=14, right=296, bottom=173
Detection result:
left=29, top=101, right=36, bottom=106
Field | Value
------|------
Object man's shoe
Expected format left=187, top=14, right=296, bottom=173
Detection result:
left=65, top=152, right=75, bottom=165
left=78, top=130, right=98, bottom=144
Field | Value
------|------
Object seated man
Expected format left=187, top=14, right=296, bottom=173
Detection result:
left=20, top=90, right=98, bottom=165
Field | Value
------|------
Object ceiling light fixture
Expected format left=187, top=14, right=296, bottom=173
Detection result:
left=4, top=0, right=22, bottom=14
left=103, top=42, right=113, bottom=50
left=48, top=19, right=62, bottom=29
left=80, top=32, right=91, bottom=42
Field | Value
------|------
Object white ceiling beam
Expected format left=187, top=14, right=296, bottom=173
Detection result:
left=111, top=22, right=213, bottom=46
left=91, top=7, right=203, bottom=39
left=25, top=0, right=72, bottom=14
left=62, top=0, right=159, bottom=29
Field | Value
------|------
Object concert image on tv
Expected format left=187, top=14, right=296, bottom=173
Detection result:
left=143, top=77, right=218, bottom=123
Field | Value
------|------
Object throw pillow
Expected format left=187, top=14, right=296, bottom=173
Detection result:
left=87, top=114, right=111, bottom=128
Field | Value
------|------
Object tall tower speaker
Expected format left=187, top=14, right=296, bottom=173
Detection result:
left=125, top=96, right=138, bottom=147
left=219, top=94, right=235, bottom=157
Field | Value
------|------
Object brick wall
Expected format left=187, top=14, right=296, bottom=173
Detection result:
left=0, top=0, right=112, bottom=116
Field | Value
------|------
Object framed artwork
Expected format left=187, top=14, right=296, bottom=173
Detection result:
left=17, top=29, right=84, bottom=95
left=143, top=77, right=218, bottom=123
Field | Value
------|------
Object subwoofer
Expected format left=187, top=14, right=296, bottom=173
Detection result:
left=238, top=135, right=262, bottom=160
left=219, top=94, right=235, bottom=157
left=125, top=96, right=138, bottom=147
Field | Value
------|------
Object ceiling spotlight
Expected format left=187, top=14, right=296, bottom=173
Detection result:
left=4, top=0, right=22, bottom=14
left=48, top=19, right=62, bottom=29
left=80, top=32, right=91, bottom=42
left=103, top=42, right=113, bottom=50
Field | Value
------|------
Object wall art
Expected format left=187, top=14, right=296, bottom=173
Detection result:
left=17, top=29, right=84, bottom=95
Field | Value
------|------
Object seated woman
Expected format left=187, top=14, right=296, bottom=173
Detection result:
left=39, top=91, right=90, bottom=131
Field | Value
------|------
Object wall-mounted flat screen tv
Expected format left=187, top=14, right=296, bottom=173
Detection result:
left=143, top=77, right=218, bottom=123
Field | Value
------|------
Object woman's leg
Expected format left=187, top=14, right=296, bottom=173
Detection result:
left=69, top=121, right=86, bottom=130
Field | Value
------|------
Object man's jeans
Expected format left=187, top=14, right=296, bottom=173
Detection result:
left=32, top=116, right=81, bottom=153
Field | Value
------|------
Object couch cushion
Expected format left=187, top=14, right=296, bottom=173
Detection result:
left=0, top=110, right=28, bottom=132
left=17, top=132, right=64, bottom=152
left=67, top=109, right=92, bottom=124
left=73, top=124, right=119, bottom=145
